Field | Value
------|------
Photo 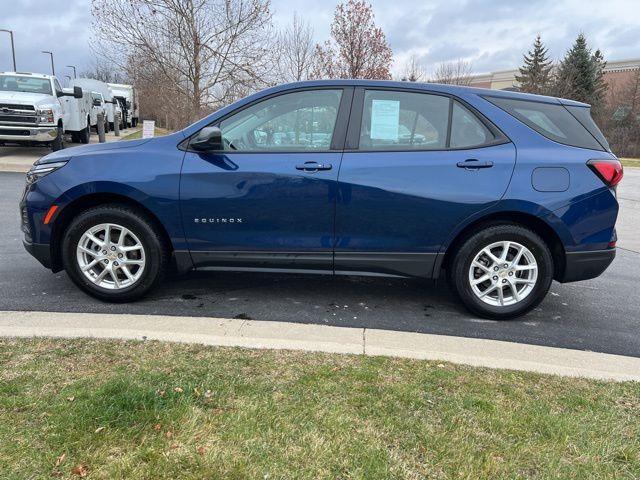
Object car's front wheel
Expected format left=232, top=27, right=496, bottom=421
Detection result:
left=62, top=205, right=168, bottom=302
left=448, top=224, right=553, bottom=320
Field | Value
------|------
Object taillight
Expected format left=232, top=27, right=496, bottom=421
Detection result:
left=587, top=159, right=623, bottom=187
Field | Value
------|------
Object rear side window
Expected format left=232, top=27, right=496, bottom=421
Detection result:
left=359, top=90, right=450, bottom=150
left=450, top=101, right=494, bottom=148
left=565, top=105, right=610, bottom=151
left=486, top=96, right=605, bottom=151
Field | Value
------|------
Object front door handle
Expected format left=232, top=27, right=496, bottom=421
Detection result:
left=296, top=161, right=333, bottom=172
left=456, top=159, right=494, bottom=169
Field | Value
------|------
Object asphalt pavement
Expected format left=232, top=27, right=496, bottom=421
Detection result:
left=1, top=169, right=639, bottom=357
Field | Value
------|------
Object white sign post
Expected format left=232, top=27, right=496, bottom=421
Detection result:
left=142, top=120, right=155, bottom=139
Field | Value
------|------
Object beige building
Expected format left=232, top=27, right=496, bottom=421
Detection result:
left=469, top=58, right=640, bottom=96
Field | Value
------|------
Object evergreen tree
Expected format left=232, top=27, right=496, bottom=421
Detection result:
left=515, top=34, right=553, bottom=94
left=591, top=48, right=608, bottom=115
left=554, top=33, right=607, bottom=107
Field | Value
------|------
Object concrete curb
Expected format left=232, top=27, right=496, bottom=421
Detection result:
left=1, top=310, right=639, bottom=382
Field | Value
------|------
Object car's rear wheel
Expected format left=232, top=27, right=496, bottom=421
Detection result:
left=448, top=224, right=553, bottom=320
left=62, top=205, right=168, bottom=302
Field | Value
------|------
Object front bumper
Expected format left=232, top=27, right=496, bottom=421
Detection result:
left=0, top=125, right=57, bottom=142
left=23, top=240, right=53, bottom=269
left=558, top=248, right=616, bottom=283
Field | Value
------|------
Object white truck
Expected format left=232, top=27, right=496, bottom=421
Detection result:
left=71, top=78, right=121, bottom=132
left=89, top=91, right=107, bottom=133
left=108, top=83, right=138, bottom=128
left=0, top=72, right=92, bottom=151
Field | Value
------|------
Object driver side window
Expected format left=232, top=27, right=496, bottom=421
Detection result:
left=219, top=89, right=343, bottom=152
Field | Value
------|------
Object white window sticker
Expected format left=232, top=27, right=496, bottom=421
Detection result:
left=370, top=99, right=400, bottom=141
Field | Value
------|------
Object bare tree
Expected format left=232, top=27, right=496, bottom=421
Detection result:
left=91, top=0, right=273, bottom=127
left=276, top=12, right=316, bottom=82
left=432, top=59, right=473, bottom=86
left=79, top=59, right=128, bottom=84
left=400, top=54, right=426, bottom=82
left=600, top=68, right=640, bottom=157
left=314, top=0, right=393, bottom=80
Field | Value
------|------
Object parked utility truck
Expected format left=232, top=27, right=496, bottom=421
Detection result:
left=108, top=83, right=138, bottom=128
left=71, top=78, right=120, bottom=132
left=0, top=72, right=92, bottom=150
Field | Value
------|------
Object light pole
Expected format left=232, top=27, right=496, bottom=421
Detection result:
left=0, top=29, right=16, bottom=71
left=66, top=65, right=77, bottom=79
left=41, top=50, right=55, bottom=75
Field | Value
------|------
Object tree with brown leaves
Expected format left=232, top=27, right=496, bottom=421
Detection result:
left=314, top=0, right=393, bottom=80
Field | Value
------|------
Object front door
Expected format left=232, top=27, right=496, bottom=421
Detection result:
left=180, top=87, right=352, bottom=271
left=335, top=88, right=516, bottom=277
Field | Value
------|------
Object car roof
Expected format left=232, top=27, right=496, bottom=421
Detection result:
left=269, top=79, right=590, bottom=108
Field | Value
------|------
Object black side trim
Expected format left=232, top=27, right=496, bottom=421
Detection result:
left=23, top=240, right=52, bottom=270
left=334, top=252, right=438, bottom=278
left=558, top=249, right=615, bottom=283
left=190, top=251, right=333, bottom=271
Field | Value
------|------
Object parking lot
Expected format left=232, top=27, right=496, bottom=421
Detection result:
left=0, top=150, right=639, bottom=358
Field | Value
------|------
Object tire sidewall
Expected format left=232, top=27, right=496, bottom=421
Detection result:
left=452, top=226, right=553, bottom=319
left=62, top=207, right=163, bottom=302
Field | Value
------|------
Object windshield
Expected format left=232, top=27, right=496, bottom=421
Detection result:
left=0, top=75, right=52, bottom=95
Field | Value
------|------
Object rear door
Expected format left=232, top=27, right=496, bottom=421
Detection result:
left=334, top=88, right=516, bottom=277
left=180, top=87, right=352, bottom=272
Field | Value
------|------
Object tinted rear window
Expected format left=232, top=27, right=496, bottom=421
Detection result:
left=485, top=96, right=605, bottom=151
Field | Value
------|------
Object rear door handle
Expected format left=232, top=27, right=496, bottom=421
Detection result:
left=296, top=161, right=333, bottom=172
left=456, top=159, right=494, bottom=169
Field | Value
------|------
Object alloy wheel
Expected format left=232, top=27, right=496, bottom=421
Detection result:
left=468, top=241, right=538, bottom=307
left=76, top=223, right=146, bottom=290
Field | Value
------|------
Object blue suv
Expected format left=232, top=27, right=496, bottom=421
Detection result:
left=20, top=80, right=623, bottom=319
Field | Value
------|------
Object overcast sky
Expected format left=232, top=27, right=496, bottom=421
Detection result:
left=1, top=0, right=638, bottom=82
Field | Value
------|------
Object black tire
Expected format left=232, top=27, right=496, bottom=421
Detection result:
left=51, top=125, right=64, bottom=151
left=447, top=224, right=553, bottom=320
left=61, top=204, right=169, bottom=302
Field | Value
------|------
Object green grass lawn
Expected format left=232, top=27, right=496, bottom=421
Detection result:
left=620, top=158, right=640, bottom=168
left=1, top=338, right=639, bottom=479
left=121, top=127, right=170, bottom=141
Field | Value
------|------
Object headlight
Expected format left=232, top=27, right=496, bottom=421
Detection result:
left=26, top=161, right=68, bottom=184
left=36, top=108, right=54, bottom=124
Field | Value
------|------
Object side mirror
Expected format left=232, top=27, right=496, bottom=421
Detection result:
left=73, top=86, right=83, bottom=99
left=191, top=126, right=223, bottom=151
left=92, top=99, right=101, bottom=107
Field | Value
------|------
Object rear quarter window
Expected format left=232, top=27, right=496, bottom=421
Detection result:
left=485, top=96, right=605, bottom=151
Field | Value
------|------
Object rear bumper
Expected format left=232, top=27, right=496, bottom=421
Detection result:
left=23, top=240, right=53, bottom=269
left=558, top=248, right=615, bottom=283
left=0, top=125, right=57, bottom=142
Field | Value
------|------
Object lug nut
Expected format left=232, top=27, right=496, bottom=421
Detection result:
left=503, top=264, right=508, bottom=268
left=502, top=279, right=507, bottom=283
left=493, top=276, right=498, bottom=281
left=114, top=262, right=119, bottom=267
left=111, top=246, right=116, bottom=251
left=118, top=253, right=123, bottom=258
left=494, top=266, right=499, bottom=271
left=508, top=271, right=514, bottom=276
left=102, top=250, right=107, bottom=255
left=103, top=259, right=109, bottom=264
